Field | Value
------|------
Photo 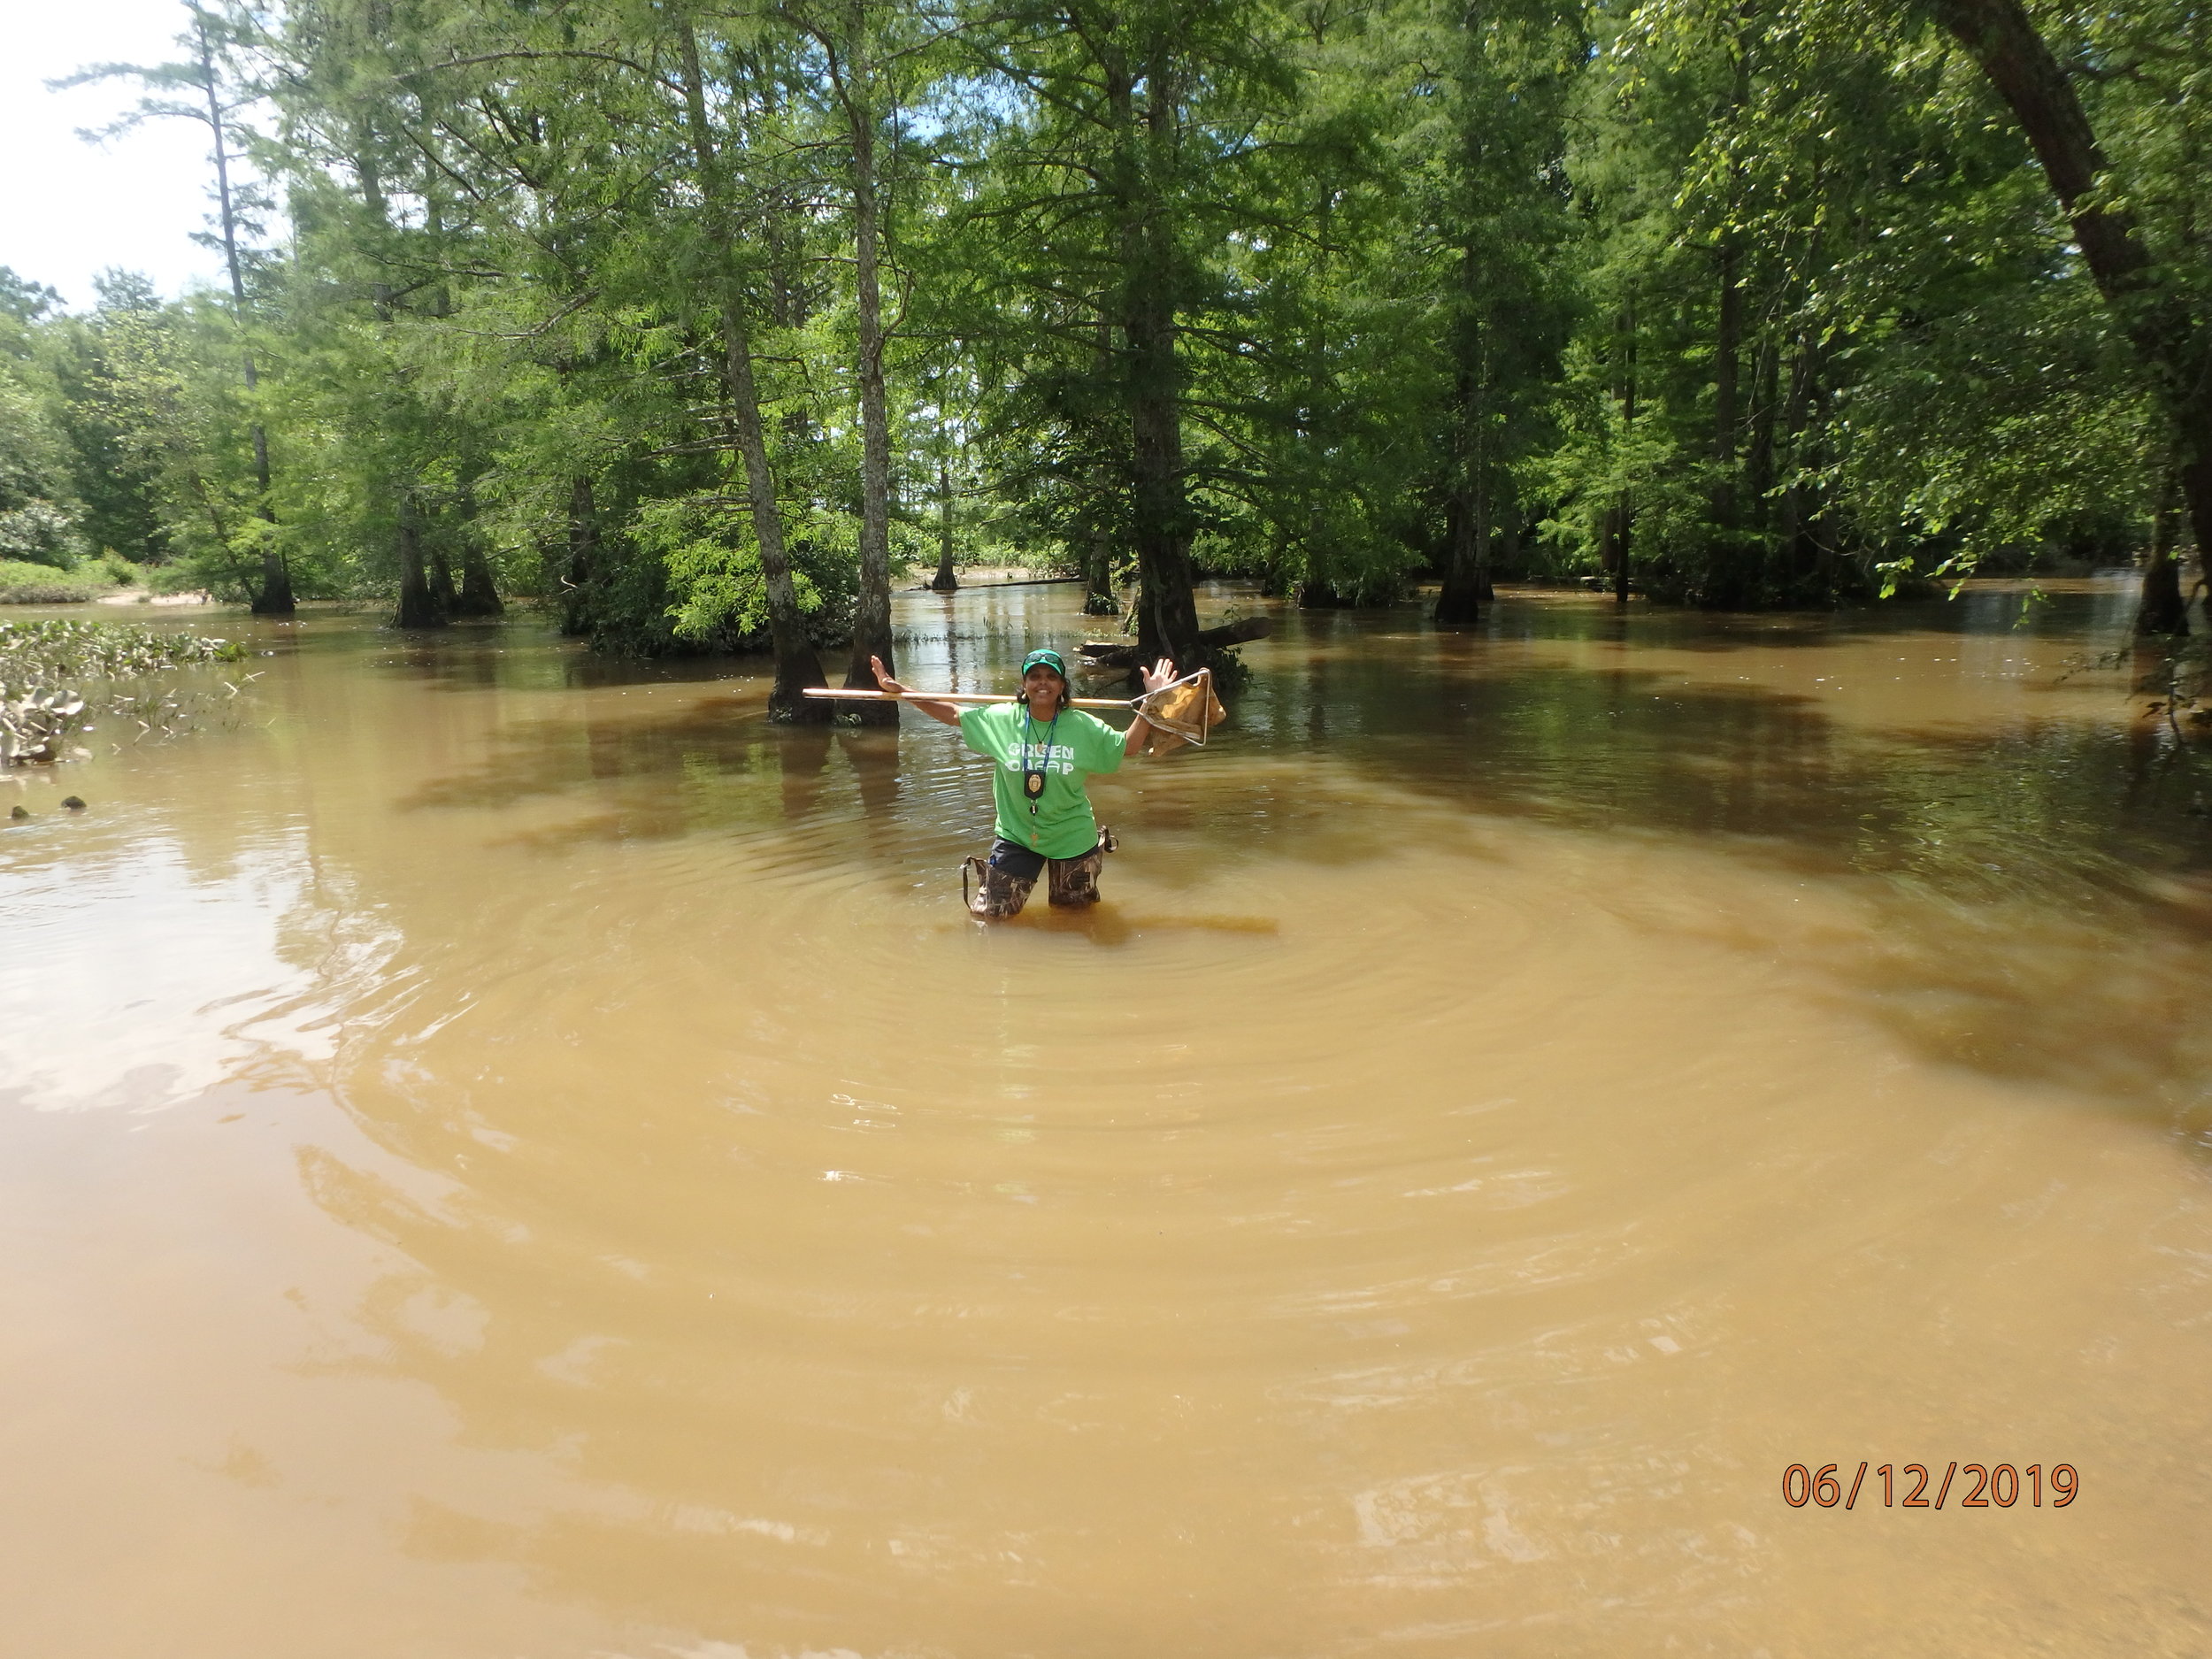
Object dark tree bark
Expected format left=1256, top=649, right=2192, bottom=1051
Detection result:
left=1924, top=0, right=2212, bottom=593
left=1437, top=475, right=1490, bottom=623
left=930, top=460, right=959, bottom=593
left=429, top=541, right=460, bottom=616
left=1436, top=491, right=1483, bottom=623
left=1081, top=514, right=1116, bottom=614
left=393, top=495, right=445, bottom=629
left=560, top=475, right=596, bottom=636
left=1436, top=250, right=1486, bottom=625
left=244, top=420, right=290, bottom=616
left=455, top=544, right=503, bottom=618
left=1110, top=38, right=1202, bottom=672
left=453, top=480, right=503, bottom=618
left=2136, top=473, right=2189, bottom=635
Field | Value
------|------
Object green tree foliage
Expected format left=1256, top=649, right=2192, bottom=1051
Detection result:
left=1535, top=0, right=2169, bottom=608
left=0, top=270, right=88, bottom=570
left=59, top=3, right=296, bottom=611
left=41, top=274, right=178, bottom=567
left=7, top=0, right=2197, bottom=649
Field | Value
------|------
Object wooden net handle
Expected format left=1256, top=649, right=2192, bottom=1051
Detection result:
left=803, top=688, right=1138, bottom=710
left=802, top=668, right=1217, bottom=744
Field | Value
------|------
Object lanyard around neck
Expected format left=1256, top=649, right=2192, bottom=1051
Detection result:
left=1020, top=706, right=1059, bottom=814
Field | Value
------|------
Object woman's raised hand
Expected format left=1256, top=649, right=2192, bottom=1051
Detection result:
left=1141, top=657, right=1177, bottom=695
left=876, top=654, right=964, bottom=727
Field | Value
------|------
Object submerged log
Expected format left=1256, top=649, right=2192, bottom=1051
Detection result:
left=1077, top=615, right=1270, bottom=669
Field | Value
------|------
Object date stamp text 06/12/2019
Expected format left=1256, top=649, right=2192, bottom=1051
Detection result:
left=1780, top=1463, right=2078, bottom=1509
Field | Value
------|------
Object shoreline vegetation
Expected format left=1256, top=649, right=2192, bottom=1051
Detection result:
left=0, top=559, right=117, bottom=607
left=0, top=557, right=219, bottom=608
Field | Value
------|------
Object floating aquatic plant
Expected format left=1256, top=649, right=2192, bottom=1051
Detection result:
left=0, top=618, right=251, bottom=764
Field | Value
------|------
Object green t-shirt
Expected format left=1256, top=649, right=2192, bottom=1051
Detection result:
left=957, top=700, right=1125, bottom=858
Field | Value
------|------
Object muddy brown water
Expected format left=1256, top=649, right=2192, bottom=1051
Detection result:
left=4, top=579, right=2208, bottom=1656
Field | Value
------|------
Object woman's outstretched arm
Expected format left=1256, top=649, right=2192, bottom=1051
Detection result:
left=871, top=656, right=962, bottom=727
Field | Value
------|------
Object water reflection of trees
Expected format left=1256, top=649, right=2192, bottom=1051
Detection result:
left=1250, top=649, right=2208, bottom=896
left=373, top=588, right=2210, bottom=1139
left=1233, top=600, right=2211, bottom=1148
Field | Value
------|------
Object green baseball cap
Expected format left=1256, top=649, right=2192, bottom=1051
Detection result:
left=1018, top=648, right=1068, bottom=678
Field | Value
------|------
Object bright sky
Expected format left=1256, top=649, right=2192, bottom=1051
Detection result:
left=2, top=0, right=239, bottom=311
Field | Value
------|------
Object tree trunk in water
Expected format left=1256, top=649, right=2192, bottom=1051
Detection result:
left=1114, top=45, right=1202, bottom=672
left=930, top=461, right=959, bottom=592
left=430, top=541, right=460, bottom=615
left=456, top=543, right=503, bottom=618
left=718, top=309, right=829, bottom=717
left=393, top=495, right=445, bottom=629
left=248, top=418, right=293, bottom=616
left=1436, top=471, right=1486, bottom=624
left=1129, top=346, right=1202, bottom=669
left=2185, top=449, right=2212, bottom=614
left=446, top=476, right=503, bottom=618
left=1438, top=492, right=1479, bottom=622
left=1924, top=0, right=2212, bottom=590
left=561, top=476, right=596, bottom=636
left=678, top=25, right=828, bottom=721
left=1601, top=505, right=1634, bottom=602
left=1082, top=541, right=1117, bottom=614
left=1082, top=474, right=1116, bottom=614
left=2136, top=474, right=2189, bottom=635
left=250, top=552, right=293, bottom=616
left=1435, top=250, right=1485, bottom=625
left=840, top=48, right=896, bottom=722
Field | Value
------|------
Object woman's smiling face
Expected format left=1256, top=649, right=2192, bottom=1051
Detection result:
left=1021, top=665, right=1066, bottom=715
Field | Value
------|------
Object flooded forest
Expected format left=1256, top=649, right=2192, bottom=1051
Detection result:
left=4, top=0, right=2211, bottom=1654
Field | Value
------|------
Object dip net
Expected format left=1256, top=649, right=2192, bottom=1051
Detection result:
left=1134, top=668, right=1225, bottom=752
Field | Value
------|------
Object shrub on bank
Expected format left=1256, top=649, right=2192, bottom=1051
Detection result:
left=0, top=559, right=106, bottom=604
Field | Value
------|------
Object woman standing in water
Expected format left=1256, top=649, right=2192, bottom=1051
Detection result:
left=869, top=648, right=1177, bottom=917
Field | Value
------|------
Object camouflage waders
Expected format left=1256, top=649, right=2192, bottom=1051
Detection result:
left=962, top=828, right=1116, bottom=918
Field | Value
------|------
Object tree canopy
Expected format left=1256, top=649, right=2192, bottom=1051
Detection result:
left=4, top=0, right=2202, bottom=678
